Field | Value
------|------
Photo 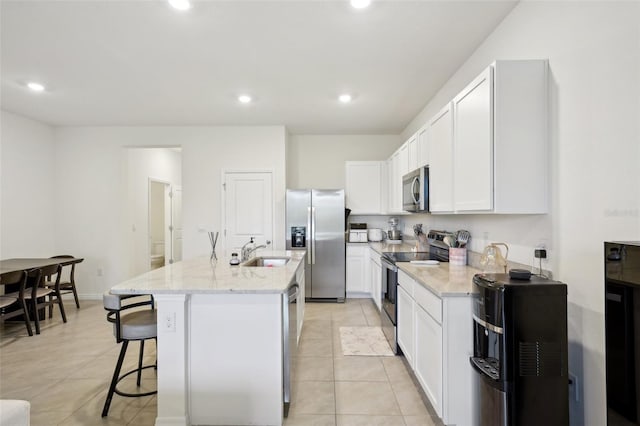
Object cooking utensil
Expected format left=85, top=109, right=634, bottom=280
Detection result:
left=444, top=235, right=455, bottom=247
left=457, top=230, right=471, bottom=248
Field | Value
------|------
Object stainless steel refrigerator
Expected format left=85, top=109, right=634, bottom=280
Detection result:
left=286, top=189, right=345, bottom=301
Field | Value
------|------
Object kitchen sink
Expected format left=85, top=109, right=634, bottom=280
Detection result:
left=242, top=256, right=291, bottom=267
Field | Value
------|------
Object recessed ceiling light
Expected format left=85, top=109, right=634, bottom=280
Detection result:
left=168, top=0, right=191, bottom=11
left=339, top=94, right=352, bottom=103
left=350, top=0, right=371, bottom=9
left=238, top=95, right=252, bottom=104
left=27, top=82, right=45, bottom=92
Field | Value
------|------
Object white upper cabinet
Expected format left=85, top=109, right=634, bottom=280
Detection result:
left=429, top=59, right=548, bottom=214
left=407, top=133, right=419, bottom=171
left=427, top=103, right=454, bottom=213
left=416, top=125, right=429, bottom=169
left=386, top=142, right=409, bottom=214
left=453, top=67, right=494, bottom=211
left=345, top=161, right=384, bottom=214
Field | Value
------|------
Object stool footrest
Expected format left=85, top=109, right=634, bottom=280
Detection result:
left=113, top=364, right=158, bottom=398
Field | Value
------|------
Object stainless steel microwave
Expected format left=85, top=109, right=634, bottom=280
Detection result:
left=402, top=167, right=429, bottom=212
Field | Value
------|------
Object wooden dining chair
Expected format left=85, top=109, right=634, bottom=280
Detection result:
left=0, top=270, right=34, bottom=336
left=24, top=265, right=67, bottom=334
left=44, top=255, right=80, bottom=312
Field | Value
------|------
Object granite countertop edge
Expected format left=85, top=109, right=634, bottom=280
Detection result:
left=110, top=251, right=305, bottom=295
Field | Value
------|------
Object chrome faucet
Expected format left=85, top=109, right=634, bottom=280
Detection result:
left=241, top=237, right=271, bottom=262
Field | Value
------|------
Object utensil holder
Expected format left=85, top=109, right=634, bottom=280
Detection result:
left=450, top=248, right=467, bottom=266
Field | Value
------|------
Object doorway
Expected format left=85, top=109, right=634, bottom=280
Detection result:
left=148, top=179, right=182, bottom=270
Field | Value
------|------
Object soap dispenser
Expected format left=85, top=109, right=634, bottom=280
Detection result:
left=229, top=253, right=240, bottom=265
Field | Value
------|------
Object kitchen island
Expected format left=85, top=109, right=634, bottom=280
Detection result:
left=110, top=251, right=306, bottom=426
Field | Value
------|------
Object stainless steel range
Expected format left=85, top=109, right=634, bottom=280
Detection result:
left=380, top=230, right=450, bottom=354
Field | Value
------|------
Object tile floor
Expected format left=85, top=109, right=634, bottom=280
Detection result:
left=0, top=298, right=442, bottom=426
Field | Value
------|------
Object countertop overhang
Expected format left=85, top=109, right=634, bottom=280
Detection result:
left=110, top=250, right=305, bottom=295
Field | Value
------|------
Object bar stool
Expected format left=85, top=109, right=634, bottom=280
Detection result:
left=102, top=292, right=157, bottom=417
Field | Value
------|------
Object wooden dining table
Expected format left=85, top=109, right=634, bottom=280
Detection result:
left=0, top=257, right=84, bottom=275
left=0, top=257, right=84, bottom=320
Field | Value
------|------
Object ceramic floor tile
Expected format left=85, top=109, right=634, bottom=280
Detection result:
left=302, top=320, right=334, bottom=340
left=29, top=410, right=76, bottom=426
left=381, top=357, right=414, bottom=383
left=403, top=415, right=442, bottom=426
left=290, top=381, right=336, bottom=415
left=283, top=414, right=337, bottom=426
left=335, top=381, right=401, bottom=416
left=294, top=356, right=334, bottom=381
left=126, top=407, right=158, bottom=426
left=334, top=357, right=388, bottom=382
left=336, top=414, right=406, bottom=426
left=298, top=337, right=333, bottom=357
left=28, top=378, right=106, bottom=413
left=390, top=380, right=431, bottom=417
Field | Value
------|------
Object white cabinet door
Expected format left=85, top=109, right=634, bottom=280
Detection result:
left=427, top=103, right=454, bottom=213
left=346, top=245, right=369, bottom=296
left=370, top=257, right=382, bottom=311
left=415, top=304, right=443, bottom=417
left=386, top=154, right=396, bottom=213
left=345, top=161, right=383, bottom=214
left=417, top=125, right=429, bottom=168
left=407, top=134, right=419, bottom=171
left=453, top=67, right=493, bottom=211
left=387, top=149, right=405, bottom=214
left=397, top=285, right=415, bottom=368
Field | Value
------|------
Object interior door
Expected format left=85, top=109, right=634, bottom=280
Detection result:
left=170, top=185, right=183, bottom=263
left=224, top=172, right=273, bottom=252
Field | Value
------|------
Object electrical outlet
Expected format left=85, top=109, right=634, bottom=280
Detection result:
left=569, top=372, right=579, bottom=402
left=164, top=312, right=176, bottom=332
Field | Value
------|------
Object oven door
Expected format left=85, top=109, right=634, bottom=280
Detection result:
left=380, top=256, right=398, bottom=353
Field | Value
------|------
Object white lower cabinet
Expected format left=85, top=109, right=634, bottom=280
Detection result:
left=397, top=270, right=475, bottom=426
left=346, top=245, right=370, bottom=297
left=397, top=284, right=415, bottom=368
left=415, top=304, right=442, bottom=416
left=369, top=251, right=382, bottom=310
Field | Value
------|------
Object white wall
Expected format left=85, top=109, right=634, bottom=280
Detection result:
left=126, top=148, right=182, bottom=277
left=51, top=126, right=286, bottom=298
left=0, top=111, right=56, bottom=258
left=401, top=2, right=640, bottom=424
left=287, top=134, right=400, bottom=188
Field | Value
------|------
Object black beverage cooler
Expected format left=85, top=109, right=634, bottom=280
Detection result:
left=471, top=273, right=569, bottom=426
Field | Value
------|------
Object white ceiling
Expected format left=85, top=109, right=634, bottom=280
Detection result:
left=1, top=0, right=517, bottom=134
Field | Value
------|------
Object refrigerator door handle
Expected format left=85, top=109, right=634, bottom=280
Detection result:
left=307, top=207, right=312, bottom=265
left=311, top=207, right=316, bottom=264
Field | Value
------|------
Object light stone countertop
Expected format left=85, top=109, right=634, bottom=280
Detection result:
left=368, top=240, right=480, bottom=297
left=398, top=263, right=480, bottom=297
left=368, top=241, right=418, bottom=254
left=110, top=250, right=305, bottom=295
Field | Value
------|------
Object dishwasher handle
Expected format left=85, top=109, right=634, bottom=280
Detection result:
left=288, top=283, right=299, bottom=302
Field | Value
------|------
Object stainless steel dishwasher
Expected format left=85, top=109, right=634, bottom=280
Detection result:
left=283, top=283, right=298, bottom=417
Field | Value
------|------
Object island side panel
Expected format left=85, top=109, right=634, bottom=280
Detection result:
left=155, top=294, right=190, bottom=426
left=189, top=293, right=283, bottom=426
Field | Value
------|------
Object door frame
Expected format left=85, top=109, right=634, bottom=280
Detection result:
left=220, top=169, right=276, bottom=254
